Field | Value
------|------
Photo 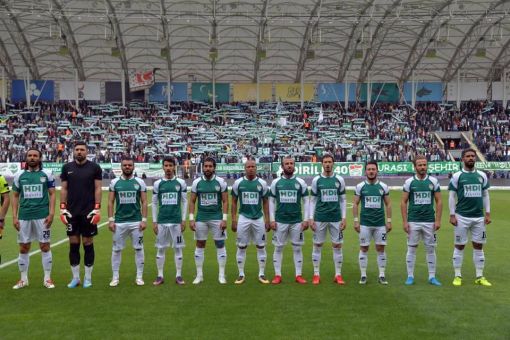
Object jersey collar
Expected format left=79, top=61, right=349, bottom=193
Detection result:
left=365, top=179, right=379, bottom=185
left=281, top=174, right=296, bottom=180
left=461, top=168, right=476, bottom=173
left=414, top=174, right=428, bottom=181
left=121, top=175, right=134, bottom=180
left=202, top=174, right=216, bottom=181
left=321, top=173, right=335, bottom=178
left=163, top=176, right=176, bottom=181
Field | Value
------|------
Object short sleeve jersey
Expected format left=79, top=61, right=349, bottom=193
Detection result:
left=354, top=180, right=389, bottom=227
left=153, top=177, right=187, bottom=224
left=0, top=175, right=9, bottom=205
left=109, top=176, right=147, bottom=223
left=231, top=177, right=269, bottom=219
left=448, top=169, right=489, bottom=218
left=13, top=169, right=55, bottom=220
left=270, top=176, right=308, bottom=224
left=403, top=175, right=440, bottom=223
left=60, top=160, right=102, bottom=216
left=311, top=174, right=346, bottom=222
left=191, top=175, right=227, bottom=222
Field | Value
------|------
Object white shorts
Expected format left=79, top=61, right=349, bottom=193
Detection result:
left=313, top=221, right=343, bottom=245
left=272, top=222, right=304, bottom=247
left=454, top=214, right=486, bottom=245
left=113, top=222, right=144, bottom=251
left=408, top=222, right=437, bottom=247
left=236, top=215, right=266, bottom=247
left=155, top=223, right=185, bottom=249
left=17, top=219, right=50, bottom=244
left=194, top=220, right=227, bottom=241
left=359, top=225, right=387, bottom=246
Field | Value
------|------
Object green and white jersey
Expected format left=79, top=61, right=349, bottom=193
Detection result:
left=449, top=169, right=489, bottom=218
left=354, top=180, right=389, bottom=227
left=12, top=169, right=55, bottom=220
left=109, top=176, right=147, bottom=223
left=152, top=176, right=187, bottom=224
left=232, top=177, right=268, bottom=220
left=311, top=174, right=346, bottom=222
left=191, top=175, right=227, bottom=222
left=403, top=175, right=440, bottom=223
left=270, top=175, right=308, bottom=224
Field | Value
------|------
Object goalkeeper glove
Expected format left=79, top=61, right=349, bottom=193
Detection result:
left=60, top=203, right=72, bottom=225
left=87, top=203, right=101, bottom=225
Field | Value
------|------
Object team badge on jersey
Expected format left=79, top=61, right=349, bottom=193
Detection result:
left=40, top=176, right=46, bottom=183
left=257, top=184, right=262, bottom=191
left=215, top=185, right=220, bottom=191
left=478, top=177, right=483, bottom=183
left=134, top=184, right=140, bottom=190
left=294, top=183, right=300, bottom=190
left=175, top=184, right=180, bottom=191
left=379, top=189, right=384, bottom=195
left=335, top=181, right=340, bottom=188
left=429, top=184, right=433, bottom=190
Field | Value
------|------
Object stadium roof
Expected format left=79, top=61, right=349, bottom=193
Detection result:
left=0, top=0, right=510, bottom=84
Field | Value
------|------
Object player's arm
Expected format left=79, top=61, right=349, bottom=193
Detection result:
left=180, top=191, right=188, bottom=232
left=86, top=178, right=103, bottom=225
left=352, top=194, right=361, bottom=233
left=11, top=190, right=20, bottom=231
left=108, top=191, right=116, bottom=232
left=269, top=181, right=277, bottom=230
left=45, top=187, right=56, bottom=227
left=339, top=193, right=347, bottom=231
left=400, top=192, right=410, bottom=233
left=448, top=191, right=457, bottom=226
left=434, top=191, right=442, bottom=230
left=383, top=194, right=392, bottom=232
left=231, top=193, right=238, bottom=232
left=140, top=190, right=147, bottom=231
left=262, top=196, right=270, bottom=231
left=151, top=189, right=159, bottom=234
left=188, top=192, right=197, bottom=231
left=220, top=190, right=228, bottom=230
left=0, top=191, right=10, bottom=232
left=308, top=195, right=317, bottom=231
left=482, top=189, right=491, bottom=225
left=59, top=180, right=72, bottom=225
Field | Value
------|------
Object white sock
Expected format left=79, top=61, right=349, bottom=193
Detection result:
left=333, top=247, right=343, bottom=276
left=41, top=250, right=52, bottom=281
left=453, top=247, right=464, bottom=277
left=236, top=247, right=247, bottom=277
left=135, top=248, right=145, bottom=279
left=273, top=246, right=284, bottom=276
left=312, top=245, right=322, bottom=275
left=194, top=248, right=204, bottom=277
left=217, top=247, right=227, bottom=278
left=19, top=253, right=29, bottom=281
left=377, top=251, right=387, bottom=277
left=256, top=247, right=266, bottom=276
left=71, top=265, right=80, bottom=280
left=174, top=247, right=183, bottom=277
left=359, top=250, right=368, bottom=277
left=111, top=250, right=122, bottom=280
left=156, top=248, right=166, bottom=278
left=406, top=246, right=417, bottom=277
left=426, top=246, right=437, bottom=279
left=84, top=265, right=93, bottom=281
left=473, top=249, right=485, bottom=278
left=292, top=245, right=303, bottom=276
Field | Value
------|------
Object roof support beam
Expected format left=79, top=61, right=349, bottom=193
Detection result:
left=160, top=0, right=173, bottom=82
left=105, top=0, right=129, bottom=82
left=49, top=0, right=86, bottom=80
left=253, top=0, right=269, bottom=82
left=0, top=36, right=16, bottom=79
left=295, top=0, right=322, bottom=83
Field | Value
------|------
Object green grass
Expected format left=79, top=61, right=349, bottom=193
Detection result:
left=0, top=190, right=508, bottom=339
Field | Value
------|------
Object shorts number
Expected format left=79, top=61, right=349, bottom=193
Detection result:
left=482, top=231, right=487, bottom=239
left=176, top=235, right=183, bottom=244
left=262, top=234, right=266, bottom=241
left=43, top=230, right=50, bottom=239
left=381, top=233, right=387, bottom=241
left=338, top=230, right=343, bottom=241
left=138, top=237, right=144, bottom=245
left=66, top=224, right=73, bottom=232
left=299, top=232, right=304, bottom=241
left=433, top=233, right=437, bottom=242
left=221, top=230, right=226, bottom=237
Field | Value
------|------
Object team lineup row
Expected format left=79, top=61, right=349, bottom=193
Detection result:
left=2, top=143, right=492, bottom=289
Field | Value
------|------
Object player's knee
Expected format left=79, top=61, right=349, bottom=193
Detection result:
left=214, top=240, right=225, bottom=248
left=332, top=243, right=342, bottom=249
left=274, top=245, right=284, bottom=253
left=256, top=245, right=264, bottom=249
left=472, top=242, right=483, bottom=250
left=40, top=243, right=50, bottom=252
left=196, top=240, right=206, bottom=248
left=425, top=245, right=435, bottom=253
left=83, top=237, right=93, bottom=246
left=375, top=245, right=385, bottom=252
left=360, top=246, right=369, bottom=252
left=19, top=244, right=30, bottom=253
left=455, top=244, right=465, bottom=250
left=314, top=243, right=323, bottom=248
left=237, top=245, right=247, bottom=250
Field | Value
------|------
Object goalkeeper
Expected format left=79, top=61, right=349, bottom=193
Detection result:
left=60, top=141, right=103, bottom=289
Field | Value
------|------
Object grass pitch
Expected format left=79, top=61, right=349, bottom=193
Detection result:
left=0, top=190, right=508, bottom=339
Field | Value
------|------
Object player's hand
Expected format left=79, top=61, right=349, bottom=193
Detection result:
left=386, top=222, right=392, bottom=233
left=340, top=218, right=347, bottom=231
left=403, top=222, right=410, bottom=234
left=139, top=221, right=146, bottom=231
left=153, top=223, right=158, bottom=235
left=434, top=222, right=441, bottom=231
left=189, top=220, right=196, bottom=231
left=309, top=219, right=316, bottom=232
left=231, top=220, right=237, bottom=232
left=484, top=213, right=491, bottom=225
left=270, top=221, right=277, bottom=231
left=44, top=214, right=54, bottom=228
left=220, top=220, right=227, bottom=231
left=108, top=221, right=116, bottom=232
left=301, top=221, right=309, bottom=231
left=13, top=217, right=20, bottom=231
left=265, top=221, right=271, bottom=232
left=354, top=221, right=360, bottom=233
left=180, top=222, right=186, bottom=232
left=449, top=215, right=457, bottom=226
left=86, top=204, right=101, bottom=225
left=60, top=203, right=72, bottom=225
